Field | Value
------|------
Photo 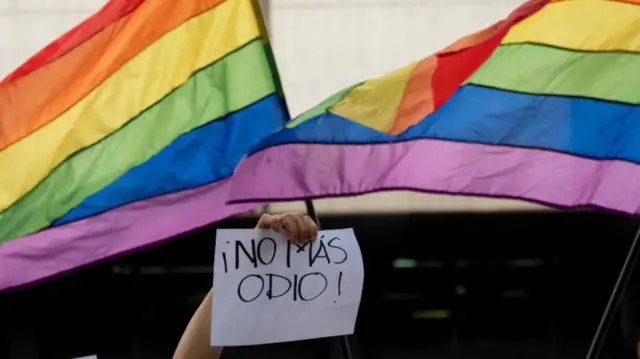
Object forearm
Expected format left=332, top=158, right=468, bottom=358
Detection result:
left=173, top=289, right=222, bottom=359
left=173, top=214, right=312, bottom=359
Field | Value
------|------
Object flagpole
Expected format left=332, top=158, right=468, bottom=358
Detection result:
left=252, top=2, right=356, bottom=358
left=585, top=223, right=640, bottom=359
left=304, top=200, right=356, bottom=359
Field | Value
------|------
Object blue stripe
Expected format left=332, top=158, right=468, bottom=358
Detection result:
left=55, top=95, right=286, bottom=225
left=252, top=85, right=640, bottom=164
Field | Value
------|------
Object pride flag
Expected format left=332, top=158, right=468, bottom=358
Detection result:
left=230, top=0, right=640, bottom=215
left=0, top=0, right=285, bottom=291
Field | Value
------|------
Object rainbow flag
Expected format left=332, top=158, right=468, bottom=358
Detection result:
left=230, top=0, right=640, bottom=214
left=0, top=0, right=285, bottom=291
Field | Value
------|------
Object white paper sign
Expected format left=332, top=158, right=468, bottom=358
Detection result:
left=211, top=228, right=364, bottom=346
left=74, top=356, right=97, bottom=359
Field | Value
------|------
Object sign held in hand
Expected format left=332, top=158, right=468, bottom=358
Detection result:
left=211, top=228, right=364, bottom=346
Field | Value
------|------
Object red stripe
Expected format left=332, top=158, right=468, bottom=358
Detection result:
left=0, top=0, right=144, bottom=85
left=431, top=0, right=549, bottom=109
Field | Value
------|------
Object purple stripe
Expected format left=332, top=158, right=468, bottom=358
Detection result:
left=0, top=177, right=258, bottom=292
left=229, top=140, right=640, bottom=214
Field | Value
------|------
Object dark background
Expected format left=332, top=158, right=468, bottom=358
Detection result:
left=1, top=210, right=639, bottom=359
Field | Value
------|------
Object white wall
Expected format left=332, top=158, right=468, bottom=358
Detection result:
left=0, top=0, right=105, bottom=77
left=0, top=0, right=549, bottom=214
left=267, top=0, right=549, bottom=214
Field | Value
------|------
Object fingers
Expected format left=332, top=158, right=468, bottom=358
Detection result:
left=280, top=213, right=302, bottom=244
left=257, top=212, right=318, bottom=244
left=294, top=213, right=310, bottom=244
left=256, top=213, right=280, bottom=229
left=283, top=213, right=318, bottom=244
left=303, top=214, right=318, bottom=243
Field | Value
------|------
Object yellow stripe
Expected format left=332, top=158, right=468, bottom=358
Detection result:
left=0, top=0, right=261, bottom=212
left=550, top=0, right=640, bottom=4
left=503, top=0, right=640, bottom=52
left=331, top=61, right=417, bottom=132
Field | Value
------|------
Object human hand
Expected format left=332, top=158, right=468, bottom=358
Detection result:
left=256, top=212, right=318, bottom=244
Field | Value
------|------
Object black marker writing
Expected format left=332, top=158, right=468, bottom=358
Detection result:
left=236, top=271, right=330, bottom=302
left=257, top=237, right=277, bottom=266
left=228, top=232, right=352, bottom=304
left=235, top=239, right=257, bottom=269
left=222, top=252, right=228, bottom=273
left=237, top=274, right=264, bottom=302
left=266, top=273, right=291, bottom=299
left=283, top=236, right=350, bottom=267
left=327, top=237, right=348, bottom=264
left=292, top=274, right=298, bottom=301
left=310, top=240, right=332, bottom=266
left=286, top=240, right=311, bottom=267
left=296, top=241, right=310, bottom=253
left=298, top=272, right=328, bottom=301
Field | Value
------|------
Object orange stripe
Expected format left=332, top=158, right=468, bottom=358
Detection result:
left=388, top=23, right=504, bottom=134
left=0, top=0, right=144, bottom=85
left=0, top=0, right=224, bottom=151
left=387, top=57, right=436, bottom=135
left=440, top=22, right=503, bottom=54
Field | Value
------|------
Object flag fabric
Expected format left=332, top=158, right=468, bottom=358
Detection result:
left=0, top=0, right=284, bottom=291
left=229, top=0, right=640, bottom=215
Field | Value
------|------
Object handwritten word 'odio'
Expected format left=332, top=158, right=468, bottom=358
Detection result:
left=220, top=236, right=348, bottom=303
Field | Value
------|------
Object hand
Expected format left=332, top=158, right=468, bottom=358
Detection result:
left=256, top=212, right=318, bottom=244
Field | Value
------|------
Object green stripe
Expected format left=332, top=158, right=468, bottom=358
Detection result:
left=466, top=43, right=640, bottom=104
left=287, top=84, right=359, bottom=128
left=0, top=39, right=277, bottom=242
